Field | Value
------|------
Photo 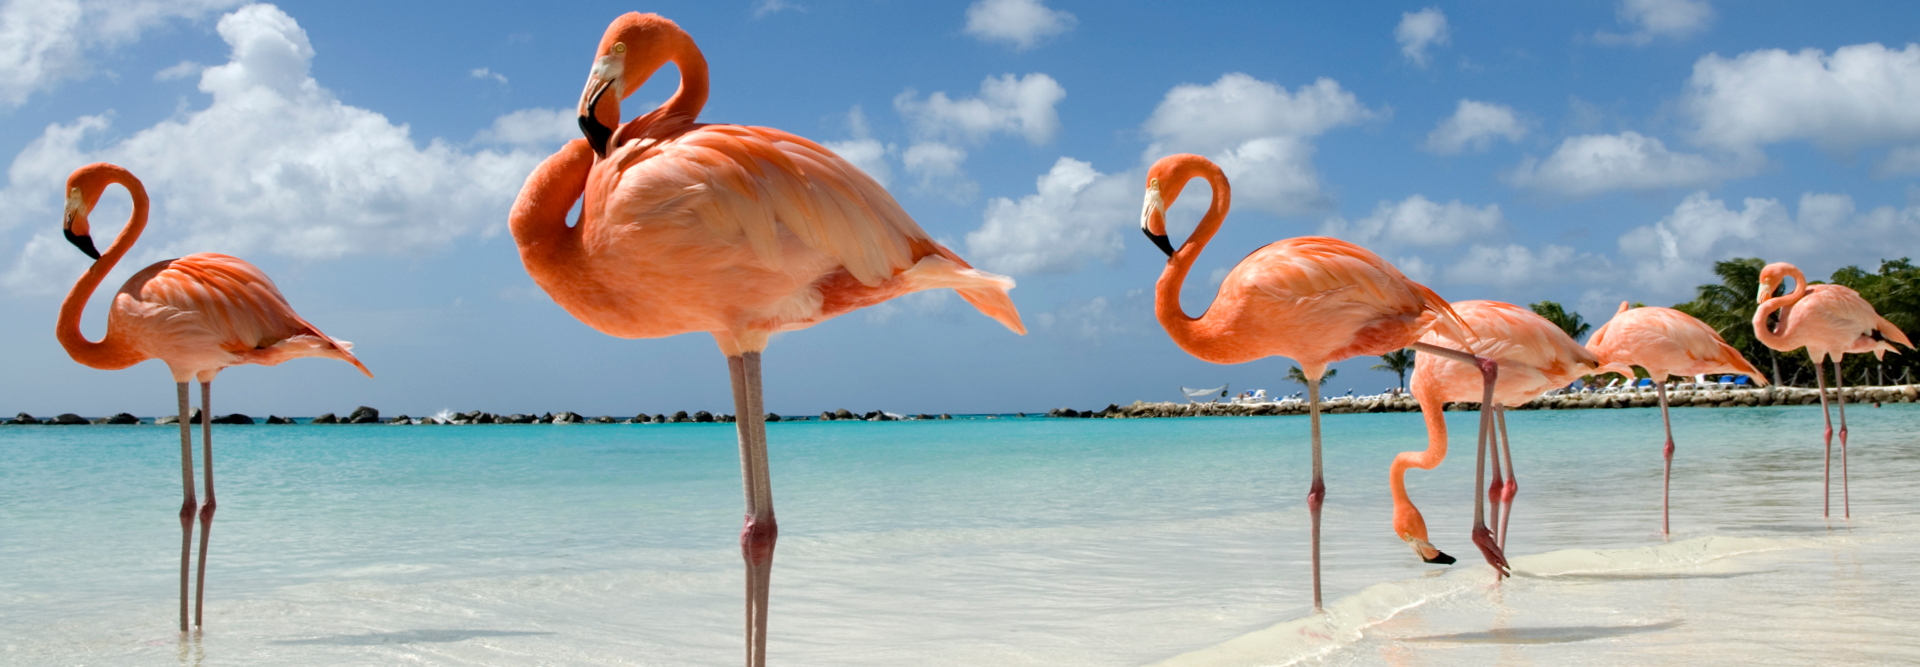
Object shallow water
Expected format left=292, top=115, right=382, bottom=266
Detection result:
left=4, top=403, right=1917, bottom=666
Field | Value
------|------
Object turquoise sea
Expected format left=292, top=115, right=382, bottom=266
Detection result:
left=5, top=404, right=1919, bottom=666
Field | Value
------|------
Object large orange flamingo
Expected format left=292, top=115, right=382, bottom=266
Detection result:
left=1753, top=262, right=1911, bottom=518
left=1587, top=303, right=1764, bottom=535
left=514, top=14, right=1024, bottom=666
left=1140, top=154, right=1500, bottom=607
left=1394, top=301, right=1599, bottom=572
left=56, top=163, right=371, bottom=632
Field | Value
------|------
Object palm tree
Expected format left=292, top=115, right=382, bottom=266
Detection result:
left=1528, top=300, right=1591, bottom=340
left=1287, top=366, right=1336, bottom=388
left=1371, top=349, right=1413, bottom=391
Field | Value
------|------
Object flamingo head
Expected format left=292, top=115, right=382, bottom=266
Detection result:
left=62, top=164, right=113, bottom=260
left=1141, top=154, right=1214, bottom=259
left=579, top=13, right=691, bottom=157
left=1394, top=506, right=1455, bottom=565
left=1756, top=262, right=1804, bottom=303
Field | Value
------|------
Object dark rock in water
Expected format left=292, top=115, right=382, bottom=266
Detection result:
left=502, top=413, right=533, bottom=424
left=916, top=414, right=934, bottom=420
left=8, top=412, right=40, bottom=425
left=266, top=415, right=293, bottom=425
left=311, top=412, right=338, bottom=424
left=862, top=410, right=880, bottom=421
left=652, top=414, right=666, bottom=424
left=589, top=415, right=616, bottom=424
left=105, top=412, right=140, bottom=424
left=51, top=413, right=88, bottom=425
left=721, top=414, right=736, bottom=423
left=833, top=408, right=854, bottom=420
left=390, top=415, right=413, bottom=424
left=212, top=413, right=253, bottom=425
left=629, top=414, right=651, bottom=424
left=819, top=411, right=834, bottom=421
left=668, top=410, right=688, bottom=423
left=474, top=413, right=495, bottom=424
left=553, top=411, right=583, bottom=424
left=693, top=410, right=714, bottom=423
left=940, top=413, right=952, bottom=420
left=1048, top=407, right=1079, bottom=418
left=766, top=413, right=782, bottom=422
left=1101, top=404, right=1120, bottom=417
left=347, top=406, right=380, bottom=424
left=1017, top=412, right=1027, bottom=418
left=91, top=417, right=110, bottom=424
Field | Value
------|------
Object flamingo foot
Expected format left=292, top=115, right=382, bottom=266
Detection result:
left=1471, top=525, right=1509, bottom=578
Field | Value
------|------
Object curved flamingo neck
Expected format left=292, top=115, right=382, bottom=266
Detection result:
left=1154, top=159, right=1232, bottom=355
left=658, top=35, right=708, bottom=126
left=58, top=166, right=148, bottom=369
left=510, top=140, right=595, bottom=288
left=1392, top=373, right=1448, bottom=541
left=1753, top=266, right=1808, bottom=351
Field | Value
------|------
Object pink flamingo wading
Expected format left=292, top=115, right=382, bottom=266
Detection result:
left=1140, top=154, right=1502, bottom=607
left=1753, top=262, right=1912, bottom=518
left=513, top=14, right=1024, bottom=667
left=56, top=163, right=372, bottom=632
left=1394, top=301, right=1600, bottom=573
left=1587, top=302, right=1764, bottom=535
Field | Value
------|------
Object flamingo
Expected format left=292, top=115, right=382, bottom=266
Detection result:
left=1586, top=302, right=1765, bottom=535
left=56, top=163, right=371, bottom=632
left=1753, top=262, right=1912, bottom=518
left=1139, top=153, right=1501, bottom=608
left=1393, top=301, right=1600, bottom=573
left=512, top=14, right=1024, bottom=666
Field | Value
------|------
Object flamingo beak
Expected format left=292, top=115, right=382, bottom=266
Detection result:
left=64, top=225, right=99, bottom=260
left=578, top=77, right=616, bottom=158
left=1141, top=183, right=1175, bottom=258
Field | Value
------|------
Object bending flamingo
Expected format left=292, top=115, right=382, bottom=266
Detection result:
left=1394, top=301, right=1599, bottom=569
left=1587, top=302, right=1764, bottom=535
left=57, top=163, right=371, bottom=632
left=1753, top=262, right=1911, bottom=518
left=515, top=14, right=1023, bottom=666
left=1140, top=154, right=1501, bottom=605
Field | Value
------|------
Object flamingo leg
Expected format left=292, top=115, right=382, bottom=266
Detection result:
left=194, top=381, right=217, bottom=628
left=1409, top=343, right=1505, bottom=577
left=1814, top=358, right=1833, bottom=518
left=1485, top=407, right=1506, bottom=547
left=1495, top=407, right=1517, bottom=551
left=1656, top=381, right=1674, bottom=537
left=729, top=353, right=777, bottom=667
left=1306, top=379, right=1325, bottom=611
left=173, top=382, right=196, bottom=634
left=1832, top=357, right=1850, bottom=519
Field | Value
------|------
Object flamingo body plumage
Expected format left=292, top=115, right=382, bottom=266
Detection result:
left=513, top=14, right=1021, bottom=667
left=56, top=163, right=369, bottom=633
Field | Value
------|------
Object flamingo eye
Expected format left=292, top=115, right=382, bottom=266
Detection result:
left=612, top=42, right=626, bottom=54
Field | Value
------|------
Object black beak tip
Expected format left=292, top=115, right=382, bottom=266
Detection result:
left=1143, top=229, right=1176, bottom=258
left=64, top=227, right=100, bottom=260
left=1424, top=551, right=1457, bottom=565
left=578, top=115, right=612, bottom=158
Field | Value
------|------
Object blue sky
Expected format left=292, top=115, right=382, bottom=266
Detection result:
left=3, top=0, right=1919, bottom=418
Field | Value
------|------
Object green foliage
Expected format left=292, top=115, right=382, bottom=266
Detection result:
left=1370, top=349, right=1413, bottom=390
left=1287, top=366, right=1336, bottom=388
left=1528, top=300, right=1591, bottom=340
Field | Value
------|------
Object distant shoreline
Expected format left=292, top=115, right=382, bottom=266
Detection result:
left=7, top=384, right=1915, bottom=425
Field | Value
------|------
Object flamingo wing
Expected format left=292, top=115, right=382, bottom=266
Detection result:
left=603, top=123, right=929, bottom=287
left=122, top=254, right=370, bottom=376
left=1238, top=236, right=1474, bottom=354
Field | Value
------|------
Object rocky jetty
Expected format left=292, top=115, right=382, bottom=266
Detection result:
left=311, top=412, right=338, bottom=424
left=1088, top=384, right=1920, bottom=419
left=265, top=415, right=293, bottom=424
left=50, top=413, right=88, bottom=425
left=347, top=406, right=380, bottom=424
left=212, top=413, right=254, bottom=425
left=103, top=413, right=140, bottom=424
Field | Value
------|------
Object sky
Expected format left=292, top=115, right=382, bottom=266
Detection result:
left=2, top=0, right=1919, bottom=418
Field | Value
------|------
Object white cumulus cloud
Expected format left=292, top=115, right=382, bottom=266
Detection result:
left=0, top=0, right=244, bottom=108
left=1596, top=0, right=1714, bottom=46
left=820, top=105, right=895, bottom=188
left=0, top=3, right=563, bottom=294
left=1395, top=7, right=1450, bottom=68
left=964, top=0, right=1075, bottom=51
left=751, top=0, right=801, bottom=19
left=1683, top=42, right=1920, bottom=153
left=1319, top=195, right=1503, bottom=248
left=1424, top=99, right=1527, bottom=154
left=964, top=157, right=1136, bottom=275
left=893, top=72, right=1065, bottom=200
left=1505, top=131, right=1754, bottom=197
left=1142, top=73, right=1379, bottom=216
